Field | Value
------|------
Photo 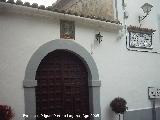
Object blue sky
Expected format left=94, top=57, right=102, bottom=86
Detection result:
left=21, top=0, right=57, bottom=6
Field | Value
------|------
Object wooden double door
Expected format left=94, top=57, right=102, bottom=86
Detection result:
left=35, top=50, right=90, bottom=120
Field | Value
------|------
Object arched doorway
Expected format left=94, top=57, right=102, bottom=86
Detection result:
left=35, top=50, right=90, bottom=119
left=24, top=40, right=101, bottom=120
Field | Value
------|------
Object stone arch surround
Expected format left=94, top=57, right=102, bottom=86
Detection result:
left=23, top=39, right=101, bottom=120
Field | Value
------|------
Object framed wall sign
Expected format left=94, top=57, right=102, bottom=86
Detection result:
left=60, top=20, right=75, bottom=39
left=127, top=26, right=156, bottom=49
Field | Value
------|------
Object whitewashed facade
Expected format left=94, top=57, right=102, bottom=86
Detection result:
left=0, top=0, right=160, bottom=120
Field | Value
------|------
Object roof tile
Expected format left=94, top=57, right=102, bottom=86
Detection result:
left=0, top=0, right=121, bottom=25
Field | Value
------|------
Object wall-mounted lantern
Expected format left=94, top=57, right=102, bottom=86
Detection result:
left=138, top=3, right=153, bottom=23
left=96, top=32, right=103, bottom=44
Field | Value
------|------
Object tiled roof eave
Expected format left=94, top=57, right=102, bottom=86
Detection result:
left=0, top=2, right=122, bottom=32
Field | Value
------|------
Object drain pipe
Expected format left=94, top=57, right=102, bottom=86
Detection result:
left=152, top=99, right=156, bottom=120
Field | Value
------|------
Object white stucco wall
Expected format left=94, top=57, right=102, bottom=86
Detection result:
left=0, top=12, right=60, bottom=119
left=0, top=1, right=160, bottom=120
left=114, top=0, right=160, bottom=119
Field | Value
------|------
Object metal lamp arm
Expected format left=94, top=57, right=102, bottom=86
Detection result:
left=139, top=13, right=149, bottom=23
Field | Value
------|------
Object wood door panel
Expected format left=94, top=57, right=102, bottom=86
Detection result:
left=36, top=50, right=89, bottom=120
